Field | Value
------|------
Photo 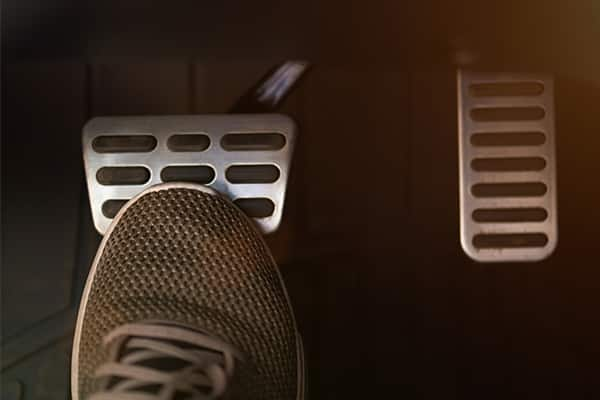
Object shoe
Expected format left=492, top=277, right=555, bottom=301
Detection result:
left=71, top=183, right=304, bottom=400
left=82, top=320, right=261, bottom=399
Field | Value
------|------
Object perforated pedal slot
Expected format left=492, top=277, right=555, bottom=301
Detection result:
left=458, top=71, right=557, bottom=262
left=83, top=114, right=296, bottom=235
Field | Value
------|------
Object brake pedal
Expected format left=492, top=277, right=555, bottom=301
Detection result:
left=83, top=114, right=296, bottom=235
left=457, top=70, right=557, bottom=262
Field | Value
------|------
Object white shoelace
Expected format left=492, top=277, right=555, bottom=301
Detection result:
left=88, top=322, right=243, bottom=400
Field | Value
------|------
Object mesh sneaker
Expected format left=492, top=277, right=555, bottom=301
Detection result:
left=71, top=183, right=305, bottom=400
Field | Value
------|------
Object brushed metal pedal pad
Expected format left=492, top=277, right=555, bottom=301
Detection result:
left=83, top=114, right=296, bottom=235
left=457, top=70, right=557, bottom=262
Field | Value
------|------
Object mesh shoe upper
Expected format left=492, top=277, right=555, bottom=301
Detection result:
left=73, top=185, right=300, bottom=400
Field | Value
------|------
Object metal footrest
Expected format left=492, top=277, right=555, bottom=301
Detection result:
left=457, top=70, right=557, bottom=262
left=83, top=114, right=296, bottom=235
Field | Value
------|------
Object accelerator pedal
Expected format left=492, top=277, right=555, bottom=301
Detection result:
left=83, top=114, right=296, bottom=235
left=457, top=70, right=558, bottom=262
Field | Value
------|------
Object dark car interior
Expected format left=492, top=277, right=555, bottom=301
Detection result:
left=3, top=1, right=600, bottom=398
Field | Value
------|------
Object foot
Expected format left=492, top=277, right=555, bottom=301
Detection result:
left=72, top=183, right=304, bottom=400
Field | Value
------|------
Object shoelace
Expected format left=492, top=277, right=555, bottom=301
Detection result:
left=89, top=322, right=243, bottom=400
